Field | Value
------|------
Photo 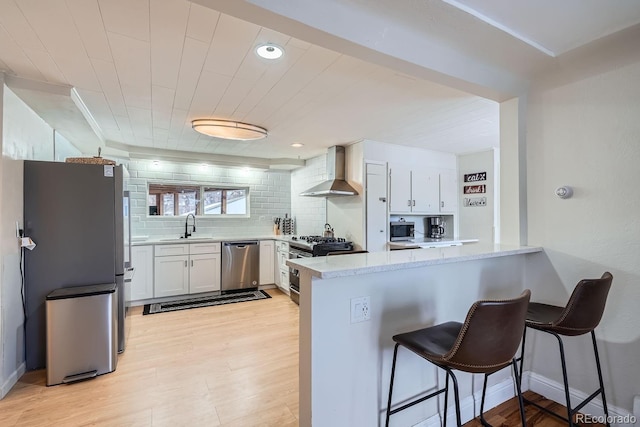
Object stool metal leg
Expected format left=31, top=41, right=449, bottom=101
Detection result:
left=518, top=327, right=528, bottom=382
left=385, top=343, right=400, bottom=427
left=447, top=368, right=462, bottom=427
left=444, top=371, right=450, bottom=427
left=521, top=328, right=611, bottom=426
left=554, top=333, right=575, bottom=427
left=591, top=331, right=611, bottom=427
left=480, top=373, right=490, bottom=427
left=512, top=358, right=527, bottom=426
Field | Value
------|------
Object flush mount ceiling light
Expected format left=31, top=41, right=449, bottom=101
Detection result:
left=256, top=43, right=284, bottom=60
left=291, top=143, right=304, bottom=148
left=191, top=119, right=268, bottom=141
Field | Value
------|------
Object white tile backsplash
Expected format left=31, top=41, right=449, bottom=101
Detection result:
left=291, top=154, right=327, bottom=236
left=127, top=159, right=291, bottom=239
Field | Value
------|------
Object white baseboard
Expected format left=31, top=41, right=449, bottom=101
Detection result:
left=524, top=371, right=636, bottom=427
left=1, top=362, right=26, bottom=399
left=410, top=371, right=637, bottom=427
left=412, top=376, right=521, bottom=427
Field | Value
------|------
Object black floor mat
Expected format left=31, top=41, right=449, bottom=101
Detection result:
left=142, top=289, right=271, bottom=315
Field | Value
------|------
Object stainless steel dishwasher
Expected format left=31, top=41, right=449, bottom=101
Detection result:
left=221, top=241, right=260, bottom=291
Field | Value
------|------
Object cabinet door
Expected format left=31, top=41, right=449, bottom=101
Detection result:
left=278, top=242, right=289, bottom=270
left=131, top=245, right=153, bottom=301
left=411, top=169, right=440, bottom=213
left=154, top=255, right=189, bottom=297
left=439, top=170, right=458, bottom=213
left=388, top=166, right=412, bottom=213
left=190, top=253, right=221, bottom=293
left=259, top=240, right=275, bottom=285
left=278, top=268, right=289, bottom=294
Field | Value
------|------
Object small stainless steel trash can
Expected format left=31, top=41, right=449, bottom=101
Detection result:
left=46, top=283, right=118, bottom=386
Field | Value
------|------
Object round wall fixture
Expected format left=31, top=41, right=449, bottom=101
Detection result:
left=256, top=43, right=284, bottom=59
left=555, top=186, right=574, bottom=199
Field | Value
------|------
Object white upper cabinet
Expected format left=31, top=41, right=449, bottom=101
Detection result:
left=388, top=166, right=411, bottom=213
left=439, top=170, right=458, bottom=213
left=389, top=164, right=457, bottom=215
left=411, top=169, right=440, bottom=213
left=389, top=165, right=439, bottom=214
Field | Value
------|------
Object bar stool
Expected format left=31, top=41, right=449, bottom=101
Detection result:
left=385, top=289, right=531, bottom=427
left=518, top=272, right=613, bottom=426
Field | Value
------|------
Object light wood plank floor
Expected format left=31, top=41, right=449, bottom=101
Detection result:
left=0, top=288, right=601, bottom=426
left=1, top=289, right=300, bottom=426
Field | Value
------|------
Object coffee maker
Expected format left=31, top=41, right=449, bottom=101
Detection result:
left=428, top=217, right=446, bottom=240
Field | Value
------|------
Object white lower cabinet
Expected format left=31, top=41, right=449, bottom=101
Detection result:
left=131, top=245, right=154, bottom=301
left=274, top=241, right=290, bottom=293
left=189, top=253, right=221, bottom=293
left=153, top=243, right=221, bottom=298
left=259, top=240, right=275, bottom=285
left=154, top=254, right=189, bottom=297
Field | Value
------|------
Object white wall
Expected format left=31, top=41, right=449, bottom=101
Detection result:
left=53, top=131, right=81, bottom=162
left=525, top=59, right=640, bottom=412
left=363, top=139, right=456, bottom=170
left=458, top=149, right=496, bottom=243
left=126, top=159, right=291, bottom=239
left=1, top=85, right=60, bottom=398
left=500, top=97, right=525, bottom=245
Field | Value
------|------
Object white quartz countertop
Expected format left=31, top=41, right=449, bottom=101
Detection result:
left=388, top=237, right=479, bottom=248
left=132, top=234, right=296, bottom=246
left=286, top=243, right=543, bottom=279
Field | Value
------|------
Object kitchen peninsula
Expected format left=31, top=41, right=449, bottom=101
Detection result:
left=287, top=244, right=543, bottom=426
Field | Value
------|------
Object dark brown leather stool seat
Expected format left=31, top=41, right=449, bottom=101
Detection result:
left=385, top=290, right=531, bottom=427
left=519, top=272, right=613, bottom=427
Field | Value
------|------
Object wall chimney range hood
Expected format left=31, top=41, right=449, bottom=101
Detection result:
left=300, top=146, right=358, bottom=197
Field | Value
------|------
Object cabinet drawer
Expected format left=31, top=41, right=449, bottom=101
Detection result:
left=155, top=244, right=189, bottom=257
left=190, top=242, right=221, bottom=255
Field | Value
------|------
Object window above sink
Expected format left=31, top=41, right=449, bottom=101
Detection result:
left=147, top=182, right=249, bottom=218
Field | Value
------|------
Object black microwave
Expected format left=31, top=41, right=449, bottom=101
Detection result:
left=390, top=221, right=415, bottom=241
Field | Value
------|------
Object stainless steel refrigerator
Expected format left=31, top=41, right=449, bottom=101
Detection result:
left=24, top=161, right=132, bottom=370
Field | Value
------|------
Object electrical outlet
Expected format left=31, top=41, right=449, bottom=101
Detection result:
left=350, top=296, right=371, bottom=323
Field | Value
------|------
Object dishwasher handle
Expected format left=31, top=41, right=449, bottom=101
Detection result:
left=223, top=241, right=259, bottom=247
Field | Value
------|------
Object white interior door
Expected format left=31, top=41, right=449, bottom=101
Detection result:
left=365, top=163, right=388, bottom=252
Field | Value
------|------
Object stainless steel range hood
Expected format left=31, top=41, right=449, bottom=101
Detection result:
left=300, top=146, right=358, bottom=197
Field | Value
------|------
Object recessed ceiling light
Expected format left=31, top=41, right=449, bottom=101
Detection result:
left=256, top=43, right=284, bottom=60
left=291, top=143, right=304, bottom=148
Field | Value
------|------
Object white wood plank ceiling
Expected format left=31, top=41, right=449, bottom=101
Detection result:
left=0, top=0, right=640, bottom=159
left=0, top=0, right=500, bottom=160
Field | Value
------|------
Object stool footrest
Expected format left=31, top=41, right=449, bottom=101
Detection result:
left=523, top=389, right=604, bottom=427
left=389, top=387, right=446, bottom=416
left=523, top=397, right=572, bottom=424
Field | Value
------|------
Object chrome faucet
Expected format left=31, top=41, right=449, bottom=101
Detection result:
left=184, top=213, right=196, bottom=238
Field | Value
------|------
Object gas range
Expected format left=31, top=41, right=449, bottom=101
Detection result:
left=288, top=235, right=353, bottom=256
left=290, top=235, right=348, bottom=249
